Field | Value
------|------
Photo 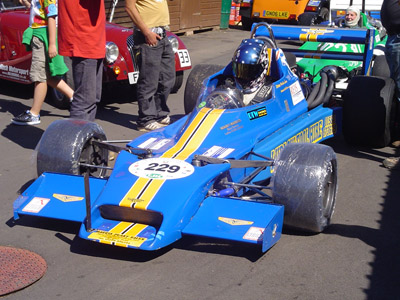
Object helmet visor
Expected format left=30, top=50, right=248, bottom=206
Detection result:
left=232, top=62, right=264, bottom=89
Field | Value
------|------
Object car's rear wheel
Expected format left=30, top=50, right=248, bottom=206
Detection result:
left=48, top=57, right=74, bottom=109
left=272, top=143, right=337, bottom=233
left=298, top=12, right=318, bottom=26
left=372, top=55, right=390, bottom=78
left=183, top=64, right=224, bottom=114
left=36, top=119, right=108, bottom=177
left=343, top=75, right=396, bottom=148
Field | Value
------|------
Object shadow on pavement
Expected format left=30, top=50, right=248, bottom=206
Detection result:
left=325, top=136, right=400, bottom=298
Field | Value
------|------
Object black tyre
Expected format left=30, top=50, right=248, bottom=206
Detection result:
left=36, top=119, right=108, bottom=177
left=298, top=12, right=317, bottom=26
left=372, top=55, right=390, bottom=78
left=48, top=57, right=74, bottom=109
left=272, top=143, right=337, bottom=233
left=241, top=17, right=253, bottom=31
left=183, top=64, right=224, bottom=114
left=343, top=75, right=395, bottom=148
left=171, top=71, right=183, bottom=94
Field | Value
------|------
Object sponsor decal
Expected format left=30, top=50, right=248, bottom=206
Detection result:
left=0, top=64, right=30, bottom=82
left=88, top=230, right=147, bottom=247
left=275, top=80, right=288, bottom=89
left=218, top=217, right=254, bottom=226
left=247, top=107, right=267, bottom=120
left=138, top=138, right=171, bottom=150
left=220, top=119, right=243, bottom=135
left=299, top=28, right=334, bottom=42
left=53, top=194, right=84, bottom=202
left=243, top=227, right=264, bottom=241
left=284, top=99, right=290, bottom=112
left=22, top=197, right=50, bottom=213
left=270, top=115, right=336, bottom=161
left=202, top=146, right=235, bottom=158
left=289, top=81, right=304, bottom=105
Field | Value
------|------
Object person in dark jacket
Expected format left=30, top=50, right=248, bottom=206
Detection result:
left=381, top=0, right=400, bottom=169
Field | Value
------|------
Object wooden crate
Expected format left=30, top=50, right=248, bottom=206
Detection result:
left=104, top=0, right=222, bottom=34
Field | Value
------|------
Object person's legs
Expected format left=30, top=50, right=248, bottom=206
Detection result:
left=383, top=34, right=400, bottom=168
left=155, top=38, right=175, bottom=122
left=12, top=36, right=47, bottom=125
left=134, top=33, right=164, bottom=128
left=386, top=34, right=400, bottom=102
left=70, top=57, right=102, bottom=121
left=47, top=77, right=74, bottom=100
left=30, top=81, right=47, bottom=115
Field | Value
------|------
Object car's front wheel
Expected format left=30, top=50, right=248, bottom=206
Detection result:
left=36, top=119, right=108, bottom=177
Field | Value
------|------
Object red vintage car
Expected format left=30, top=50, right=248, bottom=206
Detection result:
left=0, top=0, right=192, bottom=108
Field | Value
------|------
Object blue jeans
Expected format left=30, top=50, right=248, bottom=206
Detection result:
left=133, top=33, right=175, bottom=126
left=385, top=34, right=400, bottom=102
left=70, top=57, right=103, bottom=121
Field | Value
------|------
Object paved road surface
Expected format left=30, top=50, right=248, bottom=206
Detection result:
left=1, top=28, right=400, bottom=300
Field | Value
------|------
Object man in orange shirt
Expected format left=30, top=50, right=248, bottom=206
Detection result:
left=57, top=0, right=106, bottom=121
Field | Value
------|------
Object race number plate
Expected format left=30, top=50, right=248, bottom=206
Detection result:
left=177, top=49, right=191, bottom=68
left=129, top=157, right=195, bottom=180
left=128, top=71, right=139, bottom=84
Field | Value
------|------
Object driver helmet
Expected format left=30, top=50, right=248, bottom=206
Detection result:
left=232, top=39, right=270, bottom=93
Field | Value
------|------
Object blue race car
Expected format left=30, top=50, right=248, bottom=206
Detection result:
left=13, top=23, right=342, bottom=253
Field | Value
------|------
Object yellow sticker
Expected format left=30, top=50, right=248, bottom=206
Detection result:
left=218, top=217, right=254, bottom=226
left=53, top=193, right=84, bottom=202
left=88, top=230, right=147, bottom=248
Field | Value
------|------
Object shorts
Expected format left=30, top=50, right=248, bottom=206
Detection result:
left=29, top=36, right=50, bottom=82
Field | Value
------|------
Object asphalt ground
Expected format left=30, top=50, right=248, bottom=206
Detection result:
left=1, top=27, right=400, bottom=300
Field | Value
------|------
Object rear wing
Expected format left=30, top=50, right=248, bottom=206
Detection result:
left=254, top=24, right=376, bottom=76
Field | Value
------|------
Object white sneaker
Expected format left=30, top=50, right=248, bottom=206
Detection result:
left=159, top=115, right=170, bottom=125
left=138, top=121, right=165, bottom=132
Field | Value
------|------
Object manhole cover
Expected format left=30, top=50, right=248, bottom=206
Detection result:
left=0, top=246, right=47, bottom=296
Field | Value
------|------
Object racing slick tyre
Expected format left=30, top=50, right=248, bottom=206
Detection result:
left=298, top=12, right=318, bottom=26
left=48, top=56, right=74, bottom=109
left=184, top=64, right=224, bottom=114
left=372, top=55, right=390, bottom=78
left=343, top=75, right=396, bottom=148
left=272, top=143, right=337, bottom=233
left=241, top=17, right=253, bottom=31
left=171, top=71, right=184, bottom=94
left=36, top=119, right=108, bottom=177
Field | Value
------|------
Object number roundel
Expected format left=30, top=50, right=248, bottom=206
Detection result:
left=128, top=157, right=195, bottom=180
